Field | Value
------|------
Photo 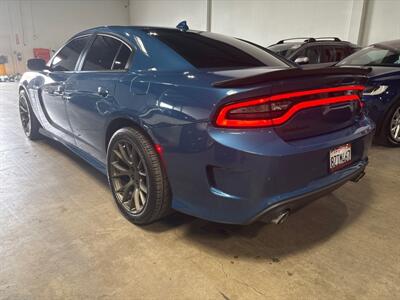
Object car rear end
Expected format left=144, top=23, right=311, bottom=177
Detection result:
left=142, top=29, right=374, bottom=224
left=162, top=67, right=374, bottom=224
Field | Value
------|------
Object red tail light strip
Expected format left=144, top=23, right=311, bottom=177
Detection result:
left=215, top=85, right=365, bottom=128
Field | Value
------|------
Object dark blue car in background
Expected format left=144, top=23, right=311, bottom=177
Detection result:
left=19, top=26, right=374, bottom=225
left=339, top=39, right=400, bottom=146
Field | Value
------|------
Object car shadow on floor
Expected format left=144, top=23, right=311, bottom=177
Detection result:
left=144, top=178, right=373, bottom=259
left=39, top=136, right=374, bottom=259
left=37, top=138, right=109, bottom=186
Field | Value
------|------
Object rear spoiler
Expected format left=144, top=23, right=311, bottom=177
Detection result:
left=212, top=67, right=372, bottom=88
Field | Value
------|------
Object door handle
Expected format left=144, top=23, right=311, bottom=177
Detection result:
left=97, top=86, right=109, bottom=98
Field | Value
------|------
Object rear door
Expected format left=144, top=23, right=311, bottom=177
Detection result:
left=65, top=34, right=134, bottom=162
left=39, top=36, right=90, bottom=143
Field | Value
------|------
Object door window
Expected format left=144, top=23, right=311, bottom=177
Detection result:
left=82, top=35, right=132, bottom=71
left=51, top=36, right=89, bottom=71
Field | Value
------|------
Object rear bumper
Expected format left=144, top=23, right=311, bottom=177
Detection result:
left=155, top=115, right=374, bottom=224
left=250, top=159, right=367, bottom=224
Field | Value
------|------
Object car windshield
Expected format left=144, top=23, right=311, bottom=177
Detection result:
left=338, top=45, right=400, bottom=67
left=267, top=43, right=302, bottom=58
left=149, top=29, right=289, bottom=69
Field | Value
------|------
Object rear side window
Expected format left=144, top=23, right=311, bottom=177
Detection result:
left=320, top=46, right=336, bottom=62
left=113, top=44, right=131, bottom=70
left=51, top=36, right=89, bottom=71
left=334, top=46, right=347, bottom=61
left=151, top=30, right=288, bottom=69
left=82, top=35, right=131, bottom=71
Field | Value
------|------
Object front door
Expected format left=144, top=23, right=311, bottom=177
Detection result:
left=39, top=35, right=91, bottom=144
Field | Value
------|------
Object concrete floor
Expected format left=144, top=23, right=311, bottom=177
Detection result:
left=0, top=82, right=399, bottom=300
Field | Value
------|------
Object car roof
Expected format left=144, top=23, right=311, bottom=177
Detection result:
left=73, top=25, right=200, bottom=37
left=269, top=37, right=356, bottom=48
left=66, top=25, right=291, bottom=73
left=374, top=39, right=400, bottom=51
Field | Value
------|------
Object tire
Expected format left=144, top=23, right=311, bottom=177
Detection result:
left=19, top=89, right=41, bottom=140
left=377, top=100, right=400, bottom=147
left=106, top=127, right=171, bottom=224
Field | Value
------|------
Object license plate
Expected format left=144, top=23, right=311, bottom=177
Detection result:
left=329, top=144, right=352, bottom=171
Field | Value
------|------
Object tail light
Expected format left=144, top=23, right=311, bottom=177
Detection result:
left=214, top=85, right=365, bottom=128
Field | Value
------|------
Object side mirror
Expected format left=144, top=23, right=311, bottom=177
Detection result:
left=294, top=56, right=310, bottom=65
left=27, top=58, right=47, bottom=71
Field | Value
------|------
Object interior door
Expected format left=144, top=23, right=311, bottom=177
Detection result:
left=39, top=36, right=90, bottom=144
left=66, top=34, right=133, bottom=162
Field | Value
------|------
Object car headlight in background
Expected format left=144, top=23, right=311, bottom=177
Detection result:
left=363, top=85, right=389, bottom=96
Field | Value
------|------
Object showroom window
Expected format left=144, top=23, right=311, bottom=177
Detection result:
left=51, top=36, right=90, bottom=72
left=82, top=35, right=131, bottom=71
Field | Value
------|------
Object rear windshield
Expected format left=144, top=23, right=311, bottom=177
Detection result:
left=149, top=29, right=289, bottom=69
left=338, top=45, right=400, bottom=67
left=268, top=43, right=302, bottom=58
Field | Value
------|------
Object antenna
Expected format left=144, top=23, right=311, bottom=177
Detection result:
left=176, top=20, right=189, bottom=32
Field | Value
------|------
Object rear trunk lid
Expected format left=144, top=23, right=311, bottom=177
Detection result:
left=212, top=66, right=371, bottom=141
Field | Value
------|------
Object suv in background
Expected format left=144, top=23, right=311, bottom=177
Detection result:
left=268, top=37, right=360, bottom=65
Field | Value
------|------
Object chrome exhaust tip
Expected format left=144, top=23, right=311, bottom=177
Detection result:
left=271, top=210, right=290, bottom=225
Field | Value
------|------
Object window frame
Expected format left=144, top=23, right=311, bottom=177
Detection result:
left=77, top=33, right=135, bottom=73
left=48, top=34, right=92, bottom=73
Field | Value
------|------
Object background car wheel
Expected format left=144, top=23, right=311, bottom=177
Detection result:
left=379, top=100, right=400, bottom=147
left=19, top=89, right=41, bottom=140
left=107, top=127, right=171, bottom=224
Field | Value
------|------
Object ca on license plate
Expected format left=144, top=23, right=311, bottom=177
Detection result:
left=329, top=144, right=352, bottom=171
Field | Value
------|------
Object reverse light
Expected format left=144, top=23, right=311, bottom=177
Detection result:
left=214, top=85, right=365, bottom=128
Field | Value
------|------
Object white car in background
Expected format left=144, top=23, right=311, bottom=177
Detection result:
left=0, top=75, right=9, bottom=82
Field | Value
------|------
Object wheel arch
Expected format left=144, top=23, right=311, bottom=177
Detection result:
left=104, top=116, right=158, bottom=151
left=377, top=94, right=400, bottom=136
left=18, top=83, right=29, bottom=96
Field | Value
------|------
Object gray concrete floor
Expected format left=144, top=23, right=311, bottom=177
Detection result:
left=0, top=82, right=399, bottom=300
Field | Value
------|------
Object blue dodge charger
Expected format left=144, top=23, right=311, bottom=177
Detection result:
left=19, top=25, right=374, bottom=225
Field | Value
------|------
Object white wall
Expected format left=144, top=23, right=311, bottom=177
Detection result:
left=129, top=0, right=208, bottom=30
left=128, top=0, right=357, bottom=46
left=128, top=0, right=400, bottom=47
left=362, top=0, right=400, bottom=45
left=211, top=0, right=354, bottom=46
left=2, top=0, right=399, bottom=75
left=0, top=0, right=130, bottom=74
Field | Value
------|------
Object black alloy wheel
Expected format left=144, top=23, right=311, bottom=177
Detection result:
left=19, top=90, right=41, bottom=140
left=109, top=139, right=149, bottom=214
left=107, top=127, right=171, bottom=224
